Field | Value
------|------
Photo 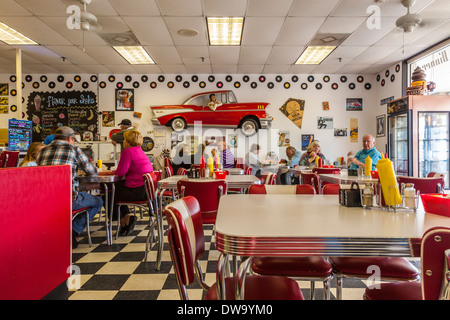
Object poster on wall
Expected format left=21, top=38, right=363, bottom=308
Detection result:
left=26, top=90, right=98, bottom=142
left=317, top=116, right=333, bottom=129
left=278, top=131, right=290, bottom=147
left=334, top=128, right=347, bottom=136
left=376, top=114, right=386, bottom=137
left=102, top=111, right=115, bottom=127
left=279, top=98, right=305, bottom=129
left=301, top=134, right=314, bottom=150
left=115, top=89, right=134, bottom=111
left=346, top=98, right=363, bottom=111
left=0, top=84, right=8, bottom=114
left=322, top=101, right=329, bottom=110
left=228, top=134, right=238, bottom=148
left=350, top=118, right=358, bottom=142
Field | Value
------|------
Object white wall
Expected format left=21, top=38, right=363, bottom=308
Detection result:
left=0, top=68, right=404, bottom=163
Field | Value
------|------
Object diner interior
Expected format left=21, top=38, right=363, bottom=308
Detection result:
left=1, top=0, right=450, bottom=303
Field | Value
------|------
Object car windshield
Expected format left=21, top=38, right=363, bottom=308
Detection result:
left=228, top=91, right=237, bottom=103
left=183, top=95, right=210, bottom=106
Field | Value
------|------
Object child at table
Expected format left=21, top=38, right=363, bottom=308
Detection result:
left=113, top=130, right=153, bottom=235
left=19, top=142, right=44, bottom=167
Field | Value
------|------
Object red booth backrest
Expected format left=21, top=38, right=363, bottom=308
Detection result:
left=0, top=165, right=72, bottom=299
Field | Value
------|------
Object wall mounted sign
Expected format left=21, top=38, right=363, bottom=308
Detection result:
left=279, top=98, right=305, bottom=129
left=115, top=89, right=134, bottom=111
left=26, top=90, right=98, bottom=142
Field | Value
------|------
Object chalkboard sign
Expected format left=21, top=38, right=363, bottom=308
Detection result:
left=8, top=119, right=32, bottom=151
left=26, top=91, right=98, bottom=142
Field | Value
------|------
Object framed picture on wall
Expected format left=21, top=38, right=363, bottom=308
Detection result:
left=376, top=114, right=386, bottom=137
left=346, top=98, right=363, bottom=111
left=115, top=89, right=134, bottom=111
left=301, top=134, right=314, bottom=150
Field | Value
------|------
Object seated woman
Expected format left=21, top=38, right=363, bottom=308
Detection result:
left=299, top=140, right=326, bottom=166
left=19, top=142, right=44, bottom=167
left=113, top=130, right=153, bottom=235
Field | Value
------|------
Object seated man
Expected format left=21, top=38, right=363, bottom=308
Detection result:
left=348, top=134, right=382, bottom=170
left=217, top=139, right=235, bottom=169
left=280, top=146, right=302, bottom=184
left=208, top=94, right=222, bottom=111
left=36, top=126, right=103, bottom=248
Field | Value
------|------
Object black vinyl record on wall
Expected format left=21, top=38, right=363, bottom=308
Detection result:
left=49, top=81, right=56, bottom=88
left=275, top=75, right=282, bottom=82
left=208, top=75, right=215, bottom=82
left=315, top=83, right=322, bottom=90
left=191, top=75, right=198, bottom=82
left=340, top=76, right=347, bottom=83
left=307, top=75, right=314, bottom=82
left=133, top=81, right=140, bottom=88
left=74, top=75, right=81, bottom=82
left=90, top=75, right=98, bottom=82
left=150, top=81, right=157, bottom=88
left=183, top=81, right=190, bottom=88
left=99, top=81, right=106, bottom=88
left=158, top=75, right=165, bottom=82
left=292, top=75, right=298, bottom=82
left=301, top=83, right=308, bottom=90
left=125, top=75, right=132, bottom=82
left=57, top=75, right=64, bottom=82
left=250, top=82, right=257, bottom=88
left=25, top=75, right=32, bottom=82
left=243, top=75, right=250, bottom=82
left=234, top=81, right=241, bottom=88
left=40, top=75, right=47, bottom=82
left=267, top=82, right=274, bottom=89
left=141, top=75, right=148, bottom=82
left=226, top=75, right=233, bottom=82
left=108, top=75, right=115, bottom=82
left=349, top=83, right=355, bottom=90
left=176, top=75, right=182, bottom=82
left=82, top=82, right=89, bottom=89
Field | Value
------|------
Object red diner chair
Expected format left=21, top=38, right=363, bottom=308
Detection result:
left=312, top=167, right=341, bottom=189
left=141, top=172, right=165, bottom=270
left=245, top=167, right=252, bottom=175
left=0, top=151, right=20, bottom=167
left=115, top=172, right=158, bottom=239
left=300, top=172, right=321, bottom=194
left=177, top=179, right=227, bottom=225
left=322, top=184, right=340, bottom=195
left=72, top=207, right=92, bottom=247
left=364, top=227, right=450, bottom=300
left=164, top=196, right=304, bottom=300
left=260, top=172, right=277, bottom=185
left=248, top=183, right=332, bottom=299
left=427, top=172, right=445, bottom=178
left=176, top=168, right=187, bottom=175
left=397, top=176, right=445, bottom=194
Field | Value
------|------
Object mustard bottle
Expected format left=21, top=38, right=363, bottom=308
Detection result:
left=96, top=158, right=102, bottom=170
left=207, top=157, right=214, bottom=177
left=364, top=156, right=372, bottom=177
left=376, top=154, right=402, bottom=206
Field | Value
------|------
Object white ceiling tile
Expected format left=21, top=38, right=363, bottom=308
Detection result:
left=330, top=0, right=381, bottom=17
left=350, top=46, right=399, bottom=65
left=342, top=17, right=397, bottom=46
left=275, top=17, right=325, bottom=46
left=266, top=46, right=303, bottom=65
left=237, top=65, right=264, bottom=74
left=123, top=17, right=173, bottom=45
left=289, top=0, right=340, bottom=17
left=327, top=45, right=370, bottom=60
left=209, top=46, right=240, bottom=65
left=212, top=65, right=238, bottom=74
left=242, top=17, right=285, bottom=46
left=156, top=0, right=202, bottom=16
left=203, top=0, right=247, bottom=16
left=238, top=46, right=272, bottom=65
left=164, top=16, right=207, bottom=46
left=185, top=64, right=213, bottom=74
left=15, top=0, right=69, bottom=16
left=82, top=45, right=126, bottom=64
left=247, top=0, right=294, bottom=17
left=109, top=0, right=160, bottom=16
left=319, top=17, right=366, bottom=34
left=311, top=63, right=347, bottom=74
left=158, top=64, right=187, bottom=73
left=286, top=64, right=317, bottom=74
left=262, top=64, right=291, bottom=74
left=146, top=45, right=182, bottom=65
left=335, top=64, right=372, bottom=74
left=0, top=0, right=33, bottom=15
left=130, top=64, right=162, bottom=74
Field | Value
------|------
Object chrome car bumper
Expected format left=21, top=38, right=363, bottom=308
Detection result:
left=259, top=117, right=273, bottom=129
left=151, top=118, right=161, bottom=125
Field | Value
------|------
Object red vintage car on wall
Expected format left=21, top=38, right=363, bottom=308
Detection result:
left=150, top=90, right=272, bottom=136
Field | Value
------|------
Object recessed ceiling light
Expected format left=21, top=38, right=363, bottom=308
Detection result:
left=207, top=17, right=244, bottom=45
left=113, top=46, right=155, bottom=64
left=0, top=22, right=37, bottom=45
left=295, top=46, right=336, bottom=65
left=178, top=29, right=198, bottom=37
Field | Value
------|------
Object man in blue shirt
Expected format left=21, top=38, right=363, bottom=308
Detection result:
left=348, top=134, right=382, bottom=170
left=280, top=146, right=302, bottom=184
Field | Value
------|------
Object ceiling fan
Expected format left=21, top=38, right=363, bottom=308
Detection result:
left=78, top=0, right=102, bottom=32
left=395, top=0, right=422, bottom=33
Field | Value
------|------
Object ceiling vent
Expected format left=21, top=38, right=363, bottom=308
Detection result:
left=98, top=33, right=141, bottom=46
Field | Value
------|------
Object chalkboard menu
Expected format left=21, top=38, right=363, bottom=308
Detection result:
left=26, top=91, right=98, bottom=142
left=8, top=119, right=32, bottom=151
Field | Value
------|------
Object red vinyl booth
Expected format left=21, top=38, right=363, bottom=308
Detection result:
left=0, top=165, right=72, bottom=299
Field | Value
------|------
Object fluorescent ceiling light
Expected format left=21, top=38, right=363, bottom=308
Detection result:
left=207, top=17, right=244, bottom=45
left=295, top=46, right=336, bottom=65
left=113, top=46, right=154, bottom=64
left=0, top=22, right=37, bottom=45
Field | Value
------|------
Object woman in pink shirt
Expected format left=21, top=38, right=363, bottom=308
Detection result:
left=114, top=130, right=153, bottom=235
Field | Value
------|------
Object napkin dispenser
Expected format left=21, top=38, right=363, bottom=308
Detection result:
left=339, top=182, right=362, bottom=207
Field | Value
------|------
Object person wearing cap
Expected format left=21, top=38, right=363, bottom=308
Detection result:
left=36, top=126, right=103, bottom=249
left=111, top=119, right=133, bottom=150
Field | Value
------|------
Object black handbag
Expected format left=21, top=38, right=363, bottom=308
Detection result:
left=339, top=181, right=362, bottom=207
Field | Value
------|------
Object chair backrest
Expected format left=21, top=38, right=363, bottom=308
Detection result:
left=312, top=167, right=341, bottom=175
left=295, top=184, right=316, bottom=194
left=235, top=157, right=246, bottom=170
left=245, top=167, right=252, bottom=175
left=164, top=166, right=173, bottom=177
left=164, top=157, right=172, bottom=168
left=0, top=151, right=20, bottom=168
left=421, top=227, right=450, bottom=300
left=164, top=196, right=205, bottom=287
left=322, top=183, right=340, bottom=195
left=300, top=172, right=320, bottom=194
left=261, top=172, right=277, bottom=185
left=177, top=179, right=227, bottom=224
left=397, top=176, right=445, bottom=194
left=153, top=170, right=162, bottom=182
left=143, top=172, right=159, bottom=203
left=177, top=168, right=187, bottom=175
left=427, top=172, right=445, bottom=178
left=248, top=184, right=315, bottom=194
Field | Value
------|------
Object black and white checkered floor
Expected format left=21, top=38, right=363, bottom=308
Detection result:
left=70, top=212, right=421, bottom=300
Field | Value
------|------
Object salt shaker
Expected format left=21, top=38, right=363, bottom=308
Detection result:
left=404, top=183, right=416, bottom=209
left=362, top=183, right=374, bottom=207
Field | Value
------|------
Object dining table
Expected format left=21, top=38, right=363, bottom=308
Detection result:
left=214, top=193, right=450, bottom=299
left=318, top=172, right=378, bottom=185
left=77, top=173, right=124, bottom=245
